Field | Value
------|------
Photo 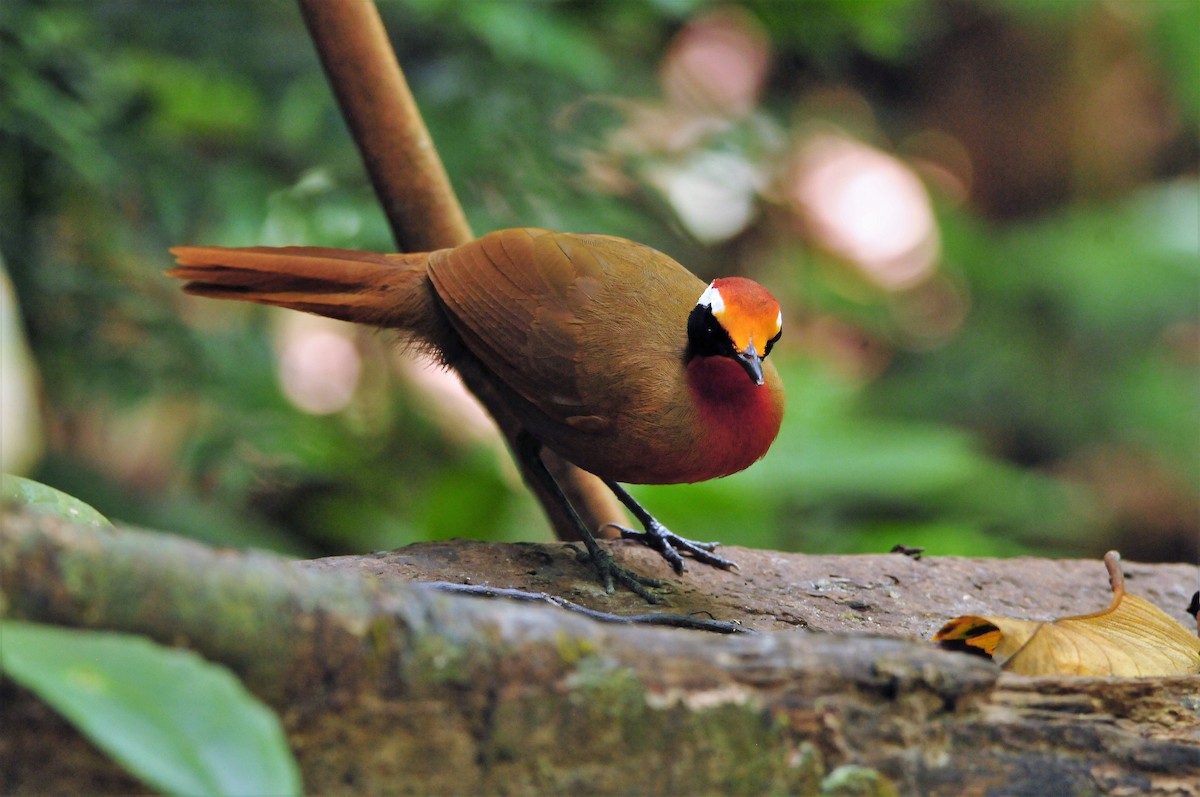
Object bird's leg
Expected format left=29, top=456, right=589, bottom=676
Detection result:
left=601, top=480, right=738, bottom=575
left=515, top=434, right=665, bottom=603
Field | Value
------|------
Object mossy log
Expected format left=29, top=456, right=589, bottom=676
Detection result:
left=1, top=508, right=1197, bottom=796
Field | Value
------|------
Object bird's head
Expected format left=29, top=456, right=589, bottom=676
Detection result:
left=686, top=277, right=782, bottom=386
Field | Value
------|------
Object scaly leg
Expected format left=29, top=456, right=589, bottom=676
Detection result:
left=516, top=434, right=664, bottom=603
left=601, top=480, right=738, bottom=575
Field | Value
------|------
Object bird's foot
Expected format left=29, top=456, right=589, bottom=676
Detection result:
left=581, top=545, right=666, bottom=603
left=602, top=521, right=738, bottom=575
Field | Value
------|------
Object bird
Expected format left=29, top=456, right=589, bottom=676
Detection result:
left=168, top=228, right=784, bottom=600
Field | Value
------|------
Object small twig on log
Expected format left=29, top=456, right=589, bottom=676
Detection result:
left=425, top=581, right=749, bottom=634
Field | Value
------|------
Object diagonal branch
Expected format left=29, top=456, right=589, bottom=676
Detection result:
left=298, top=0, right=468, bottom=252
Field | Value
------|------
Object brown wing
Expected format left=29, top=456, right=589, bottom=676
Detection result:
left=427, top=228, right=701, bottom=432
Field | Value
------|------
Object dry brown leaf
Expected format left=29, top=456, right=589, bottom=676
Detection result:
left=934, top=551, right=1200, bottom=676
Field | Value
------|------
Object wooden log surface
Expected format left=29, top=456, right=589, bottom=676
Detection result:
left=1, top=508, right=1197, bottom=796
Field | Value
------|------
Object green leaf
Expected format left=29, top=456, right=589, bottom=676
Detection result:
left=459, top=2, right=615, bottom=88
left=0, top=621, right=301, bottom=797
left=1, top=473, right=111, bottom=527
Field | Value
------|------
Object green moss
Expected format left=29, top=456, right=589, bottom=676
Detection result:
left=553, top=630, right=600, bottom=666
left=550, top=656, right=823, bottom=795
left=405, top=630, right=475, bottom=687
left=821, top=765, right=900, bottom=797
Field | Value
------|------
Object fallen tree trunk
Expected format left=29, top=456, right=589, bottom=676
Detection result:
left=1, top=508, right=1197, bottom=796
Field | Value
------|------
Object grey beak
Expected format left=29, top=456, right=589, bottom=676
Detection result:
left=734, top=341, right=764, bottom=385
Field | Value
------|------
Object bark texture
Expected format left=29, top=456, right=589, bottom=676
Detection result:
left=2, top=508, right=1197, bottom=797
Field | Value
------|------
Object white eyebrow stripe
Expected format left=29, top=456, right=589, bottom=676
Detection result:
left=697, top=282, right=725, bottom=314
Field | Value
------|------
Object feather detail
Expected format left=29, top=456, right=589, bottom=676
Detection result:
left=168, top=245, right=436, bottom=332
left=681, top=355, right=785, bottom=482
left=428, top=229, right=592, bottom=419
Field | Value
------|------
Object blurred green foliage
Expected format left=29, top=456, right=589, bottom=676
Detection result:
left=2, top=0, right=1196, bottom=563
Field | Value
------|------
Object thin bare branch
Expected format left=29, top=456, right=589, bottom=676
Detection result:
left=298, top=0, right=469, bottom=252
left=295, top=0, right=625, bottom=539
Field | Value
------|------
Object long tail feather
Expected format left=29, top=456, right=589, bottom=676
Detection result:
left=167, top=245, right=431, bottom=329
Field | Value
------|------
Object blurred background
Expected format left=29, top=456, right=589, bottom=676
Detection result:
left=2, top=0, right=1196, bottom=564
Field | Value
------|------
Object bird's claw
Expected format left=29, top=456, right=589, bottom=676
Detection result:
left=585, top=546, right=665, bottom=603
left=602, top=521, right=739, bottom=575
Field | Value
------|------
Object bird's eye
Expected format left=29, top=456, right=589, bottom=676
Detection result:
left=687, top=304, right=736, bottom=359
left=763, top=329, right=781, bottom=358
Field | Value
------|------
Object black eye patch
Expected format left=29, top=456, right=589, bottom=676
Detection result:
left=686, top=304, right=735, bottom=359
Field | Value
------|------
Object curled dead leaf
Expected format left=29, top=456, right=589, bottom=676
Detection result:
left=934, top=551, right=1200, bottom=676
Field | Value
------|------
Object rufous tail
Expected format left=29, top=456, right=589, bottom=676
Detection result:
left=168, top=245, right=432, bottom=330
